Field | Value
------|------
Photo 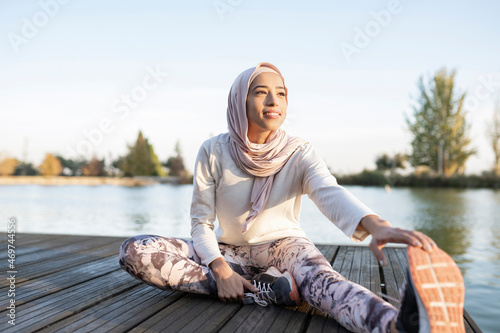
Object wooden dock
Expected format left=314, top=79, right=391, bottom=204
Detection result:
left=0, top=233, right=481, bottom=332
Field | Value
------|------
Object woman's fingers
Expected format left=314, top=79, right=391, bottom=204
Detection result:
left=368, top=240, right=387, bottom=266
left=398, top=229, right=437, bottom=251
left=369, top=227, right=438, bottom=266
left=242, top=277, right=259, bottom=293
left=216, top=273, right=261, bottom=303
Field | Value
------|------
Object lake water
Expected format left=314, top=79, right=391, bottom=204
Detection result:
left=1, top=184, right=498, bottom=332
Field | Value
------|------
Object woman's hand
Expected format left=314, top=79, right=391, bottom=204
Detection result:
left=209, top=257, right=259, bottom=303
left=360, top=215, right=437, bottom=266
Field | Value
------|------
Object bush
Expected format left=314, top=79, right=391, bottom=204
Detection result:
left=336, top=170, right=500, bottom=188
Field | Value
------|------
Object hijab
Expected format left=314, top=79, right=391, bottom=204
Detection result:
left=226, top=62, right=306, bottom=233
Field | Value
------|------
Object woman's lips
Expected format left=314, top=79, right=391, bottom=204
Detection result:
left=263, top=111, right=281, bottom=119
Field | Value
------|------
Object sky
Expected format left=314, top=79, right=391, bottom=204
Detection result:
left=1, top=0, right=499, bottom=174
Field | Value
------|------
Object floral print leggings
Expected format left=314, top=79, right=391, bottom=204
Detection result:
left=119, top=235, right=397, bottom=333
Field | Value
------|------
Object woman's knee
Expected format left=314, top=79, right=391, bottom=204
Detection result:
left=118, top=234, right=158, bottom=271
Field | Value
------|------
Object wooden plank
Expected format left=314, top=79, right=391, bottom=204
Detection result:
left=315, top=243, right=339, bottom=263
left=380, top=248, right=401, bottom=307
left=349, top=246, right=363, bottom=284
left=0, top=234, right=103, bottom=270
left=0, top=233, right=66, bottom=249
left=39, top=286, right=183, bottom=333
left=128, top=293, right=241, bottom=333
left=464, top=309, right=483, bottom=333
left=339, top=246, right=355, bottom=279
left=15, top=235, right=121, bottom=265
left=306, top=314, right=342, bottom=333
left=94, top=291, right=185, bottom=333
left=0, top=239, right=124, bottom=288
left=369, top=247, right=382, bottom=299
left=4, top=256, right=119, bottom=306
left=359, top=247, right=372, bottom=290
left=171, top=298, right=240, bottom=333
left=267, top=307, right=309, bottom=333
left=218, top=302, right=296, bottom=333
left=0, top=270, right=140, bottom=333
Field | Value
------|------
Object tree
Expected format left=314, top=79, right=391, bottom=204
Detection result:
left=407, top=68, right=475, bottom=175
left=39, top=153, right=62, bottom=176
left=119, top=131, right=163, bottom=177
left=375, top=153, right=406, bottom=171
left=149, top=143, right=166, bottom=177
left=487, top=97, right=500, bottom=175
left=0, top=158, right=19, bottom=176
left=14, top=162, right=38, bottom=176
left=82, top=157, right=105, bottom=176
left=164, top=140, right=186, bottom=177
left=56, top=155, right=87, bottom=176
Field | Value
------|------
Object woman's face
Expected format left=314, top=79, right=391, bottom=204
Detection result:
left=246, top=72, right=287, bottom=144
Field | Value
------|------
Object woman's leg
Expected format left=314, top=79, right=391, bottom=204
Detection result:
left=253, top=237, right=398, bottom=333
left=119, top=235, right=259, bottom=294
left=119, top=234, right=216, bottom=294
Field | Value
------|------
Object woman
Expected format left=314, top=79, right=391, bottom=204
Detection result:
left=120, top=63, right=465, bottom=333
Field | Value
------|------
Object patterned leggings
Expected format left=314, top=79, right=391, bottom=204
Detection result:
left=119, top=235, right=397, bottom=333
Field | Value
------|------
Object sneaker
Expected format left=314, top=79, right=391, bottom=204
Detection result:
left=243, top=267, right=302, bottom=307
left=396, top=246, right=465, bottom=333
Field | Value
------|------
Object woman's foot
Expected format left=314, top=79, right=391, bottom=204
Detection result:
left=243, top=267, right=302, bottom=307
left=395, top=246, right=465, bottom=332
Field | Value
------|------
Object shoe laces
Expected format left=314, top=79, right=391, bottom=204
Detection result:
left=377, top=282, right=407, bottom=306
left=377, top=291, right=401, bottom=305
left=244, top=281, right=277, bottom=307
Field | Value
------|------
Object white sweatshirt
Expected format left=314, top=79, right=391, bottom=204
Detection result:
left=190, top=133, right=376, bottom=266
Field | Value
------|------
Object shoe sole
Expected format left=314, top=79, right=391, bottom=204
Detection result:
left=283, top=271, right=302, bottom=307
left=407, top=246, right=465, bottom=333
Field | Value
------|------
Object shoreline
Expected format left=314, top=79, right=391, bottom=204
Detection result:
left=0, top=176, right=182, bottom=186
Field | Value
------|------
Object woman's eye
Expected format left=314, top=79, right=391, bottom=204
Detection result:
left=278, top=92, right=286, bottom=96
left=256, top=91, right=266, bottom=94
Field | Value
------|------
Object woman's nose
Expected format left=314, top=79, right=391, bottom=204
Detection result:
left=266, top=93, right=279, bottom=106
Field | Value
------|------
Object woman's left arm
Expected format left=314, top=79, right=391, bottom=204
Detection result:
left=359, top=215, right=437, bottom=266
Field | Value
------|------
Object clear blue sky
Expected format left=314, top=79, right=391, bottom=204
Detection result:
left=1, top=0, right=499, bottom=174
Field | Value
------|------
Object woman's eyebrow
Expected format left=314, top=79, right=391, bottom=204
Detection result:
left=251, top=85, right=285, bottom=91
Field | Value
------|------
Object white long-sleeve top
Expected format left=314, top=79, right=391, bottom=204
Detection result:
left=190, top=133, right=376, bottom=266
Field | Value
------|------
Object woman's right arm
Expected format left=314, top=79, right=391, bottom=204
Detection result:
left=190, top=141, right=257, bottom=302
left=190, top=141, right=222, bottom=265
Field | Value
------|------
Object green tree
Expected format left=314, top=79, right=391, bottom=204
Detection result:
left=0, top=158, right=19, bottom=176
left=487, top=97, right=500, bottom=175
left=407, top=68, right=475, bottom=175
left=375, top=153, right=406, bottom=170
left=56, top=155, right=87, bottom=176
left=149, top=143, right=166, bottom=177
left=119, top=131, right=163, bottom=177
left=39, top=153, right=62, bottom=176
left=14, top=162, right=38, bottom=176
left=164, top=140, right=186, bottom=177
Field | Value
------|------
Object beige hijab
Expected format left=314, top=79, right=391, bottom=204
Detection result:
left=227, top=62, right=306, bottom=233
